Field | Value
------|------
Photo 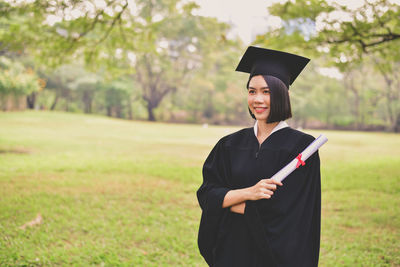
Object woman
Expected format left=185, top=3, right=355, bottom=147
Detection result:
left=197, top=46, right=321, bottom=267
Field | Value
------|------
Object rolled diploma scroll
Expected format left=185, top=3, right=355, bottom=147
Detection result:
left=271, top=134, right=328, bottom=182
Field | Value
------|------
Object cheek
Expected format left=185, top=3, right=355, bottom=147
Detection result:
left=247, top=95, right=253, bottom=106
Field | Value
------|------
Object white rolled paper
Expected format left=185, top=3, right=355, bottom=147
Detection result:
left=271, top=134, right=328, bottom=182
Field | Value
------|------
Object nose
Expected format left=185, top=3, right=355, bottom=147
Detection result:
left=254, top=93, right=264, bottom=103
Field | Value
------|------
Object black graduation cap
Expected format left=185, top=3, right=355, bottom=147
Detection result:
left=235, top=46, right=310, bottom=88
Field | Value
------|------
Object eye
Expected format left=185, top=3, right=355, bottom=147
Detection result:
left=248, top=89, right=255, bottom=94
left=263, top=89, right=270, bottom=94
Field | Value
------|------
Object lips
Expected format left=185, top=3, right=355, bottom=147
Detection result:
left=254, top=107, right=268, bottom=113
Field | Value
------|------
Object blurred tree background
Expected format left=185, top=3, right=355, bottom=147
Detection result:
left=0, top=0, right=399, bottom=131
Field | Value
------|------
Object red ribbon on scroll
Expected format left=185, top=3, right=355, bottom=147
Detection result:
left=296, top=153, right=305, bottom=168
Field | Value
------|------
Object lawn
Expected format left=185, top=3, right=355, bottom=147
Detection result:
left=0, top=111, right=399, bottom=266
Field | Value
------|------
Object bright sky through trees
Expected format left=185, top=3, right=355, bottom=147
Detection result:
left=194, top=0, right=400, bottom=43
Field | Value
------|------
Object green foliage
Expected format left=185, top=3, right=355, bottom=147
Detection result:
left=266, top=0, right=400, bottom=61
left=99, top=79, right=135, bottom=118
left=290, top=61, right=349, bottom=127
left=164, top=42, right=250, bottom=125
left=125, top=0, right=233, bottom=120
left=0, top=57, right=41, bottom=96
left=269, top=0, right=333, bottom=21
left=0, top=0, right=235, bottom=121
left=3, top=0, right=399, bottom=130
left=254, top=0, right=400, bottom=131
left=0, top=111, right=399, bottom=266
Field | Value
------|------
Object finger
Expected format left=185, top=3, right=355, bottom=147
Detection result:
left=261, top=183, right=277, bottom=190
left=261, top=189, right=274, bottom=196
left=265, top=184, right=277, bottom=191
left=260, top=183, right=276, bottom=191
left=258, top=181, right=266, bottom=187
left=262, top=183, right=276, bottom=190
left=258, top=192, right=271, bottom=199
left=262, top=193, right=272, bottom=199
left=266, top=178, right=283, bottom=186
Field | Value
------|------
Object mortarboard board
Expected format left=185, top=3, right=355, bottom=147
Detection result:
left=235, top=46, right=310, bottom=88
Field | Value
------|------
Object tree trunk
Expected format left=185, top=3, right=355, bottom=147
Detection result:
left=116, top=104, right=122, bottom=118
left=0, top=94, right=6, bottom=111
left=66, top=96, right=69, bottom=112
left=50, top=95, right=59, bottom=110
left=26, top=92, right=37, bottom=109
left=147, top=103, right=156, bottom=121
left=83, top=91, right=92, bottom=113
left=381, top=73, right=395, bottom=131
left=344, top=73, right=360, bottom=130
left=394, top=114, right=400, bottom=132
left=353, top=91, right=360, bottom=130
left=372, top=58, right=399, bottom=132
left=127, top=98, right=133, bottom=120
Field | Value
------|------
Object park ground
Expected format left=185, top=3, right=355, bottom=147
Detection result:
left=0, top=111, right=399, bottom=266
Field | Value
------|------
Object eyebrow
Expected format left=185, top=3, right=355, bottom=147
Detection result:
left=248, top=86, right=270, bottom=90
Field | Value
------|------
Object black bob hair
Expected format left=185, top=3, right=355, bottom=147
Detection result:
left=247, top=75, right=292, bottom=123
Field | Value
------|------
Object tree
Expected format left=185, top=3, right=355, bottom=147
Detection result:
left=264, top=0, right=400, bottom=57
left=0, top=56, right=43, bottom=110
left=119, top=1, right=232, bottom=121
left=255, top=0, right=400, bottom=131
left=69, top=73, right=101, bottom=114
left=1, top=0, right=233, bottom=121
left=99, top=79, right=135, bottom=119
left=42, top=65, right=87, bottom=111
left=372, top=52, right=400, bottom=131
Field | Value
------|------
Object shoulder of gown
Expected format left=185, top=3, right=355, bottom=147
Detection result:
left=218, top=126, right=316, bottom=153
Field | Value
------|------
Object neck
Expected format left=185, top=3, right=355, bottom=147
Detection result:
left=257, top=120, right=279, bottom=137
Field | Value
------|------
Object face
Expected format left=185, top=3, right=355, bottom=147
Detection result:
left=248, top=75, right=270, bottom=121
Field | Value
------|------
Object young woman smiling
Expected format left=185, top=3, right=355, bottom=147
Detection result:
left=197, top=46, right=321, bottom=267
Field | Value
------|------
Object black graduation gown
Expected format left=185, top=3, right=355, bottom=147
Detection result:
left=197, top=127, right=321, bottom=267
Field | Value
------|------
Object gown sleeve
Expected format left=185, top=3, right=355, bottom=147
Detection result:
left=197, top=138, right=232, bottom=265
left=244, top=199, right=278, bottom=266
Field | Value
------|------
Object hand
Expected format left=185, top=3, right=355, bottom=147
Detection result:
left=246, top=178, right=283, bottom=201
left=230, top=202, right=245, bottom=214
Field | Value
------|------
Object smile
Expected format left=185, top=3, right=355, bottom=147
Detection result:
left=254, top=107, right=268, bottom=113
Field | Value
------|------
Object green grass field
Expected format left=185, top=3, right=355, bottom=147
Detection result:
left=0, top=111, right=399, bottom=266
